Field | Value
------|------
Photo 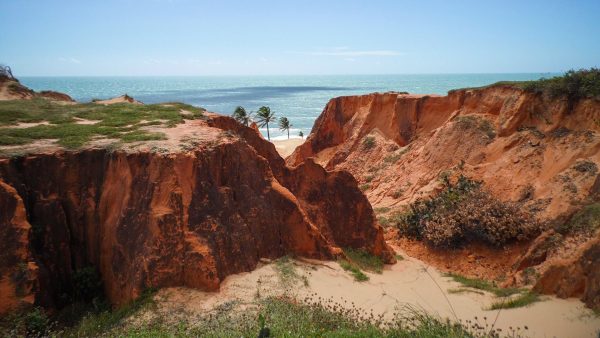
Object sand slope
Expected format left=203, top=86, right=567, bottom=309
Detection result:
left=143, top=250, right=600, bottom=337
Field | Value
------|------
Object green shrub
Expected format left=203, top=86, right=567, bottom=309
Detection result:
left=455, top=116, right=496, bottom=140
left=374, top=207, right=391, bottom=214
left=574, top=160, right=598, bottom=175
left=397, top=175, right=541, bottom=247
left=522, top=68, right=600, bottom=102
left=384, top=152, right=403, bottom=163
left=61, top=288, right=156, bottom=337
left=362, top=136, right=376, bottom=150
left=343, top=248, right=384, bottom=274
left=25, top=307, right=50, bottom=336
left=556, top=203, right=600, bottom=234
left=72, top=266, right=103, bottom=302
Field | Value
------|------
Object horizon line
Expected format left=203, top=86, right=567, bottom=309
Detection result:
left=17, top=71, right=563, bottom=78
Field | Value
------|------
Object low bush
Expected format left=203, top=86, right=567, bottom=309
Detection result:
left=72, top=266, right=104, bottom=302
left=362, top=136, right=376, bottom=150
left=0, top=306, right=50, bottom=337
left=455, top=116, right=496, bottom=140
left=556, top=203, right=600, bottom=234
left=396, top=175, right=541, bottom=248
left=574, top=160, right=598, bottom=175
left=522, top=68, right=600, bottom=102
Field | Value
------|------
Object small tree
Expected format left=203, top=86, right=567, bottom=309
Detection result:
left=299, top=131, right=304, bottom=139
left=232, top=106, right=252, bottom=126
left=279, top=117, right=292, bottom=139
left=256, top=106, right=276, bottom=140
left=0, top=64, right=15, bottom=80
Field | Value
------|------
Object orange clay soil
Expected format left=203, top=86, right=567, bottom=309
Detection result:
left=289, top=86, right=600, bottom=309
left=0, top=107, right=393, bottom=315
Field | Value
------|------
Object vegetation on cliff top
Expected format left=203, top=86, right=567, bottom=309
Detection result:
left=454, top=68, right=600, bottom=102
left=0, top=98, right=205, bottom=149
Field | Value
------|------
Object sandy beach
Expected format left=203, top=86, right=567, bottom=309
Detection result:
left=272, top=137, right=305, bottom=157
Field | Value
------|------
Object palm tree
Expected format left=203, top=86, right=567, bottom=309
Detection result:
left=279, top=117, right=292, bottom=139
left=256, top=106, right=276, bottom=140
left=298, top=131, right=304, bottom=139
left=232, top=106, right=252, bottom=126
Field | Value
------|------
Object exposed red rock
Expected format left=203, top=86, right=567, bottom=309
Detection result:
left=289, top=85, right=600, bottom=308
left=534, top=233, right=600, bottom=309
left=0, top=181, right=38, bottom=314
left=38, top=90, right=75, bottom=102
left=289, top=87, right=600, bottom=221
left=0, top=75, right=74, bottom=102
left=0, top=114, right=392, bottom=314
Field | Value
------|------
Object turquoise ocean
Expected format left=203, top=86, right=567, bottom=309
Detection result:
left=20, top=74, right=554, bottom=139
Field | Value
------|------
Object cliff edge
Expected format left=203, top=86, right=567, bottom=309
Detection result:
left=0, top=92, right=393, bottom=314
left=288, top=82, right=600, bottom=309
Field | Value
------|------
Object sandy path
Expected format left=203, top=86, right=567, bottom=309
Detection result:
left=272, top=138, right=304, bottom=158
left=149, top=251, right=600, bottom=338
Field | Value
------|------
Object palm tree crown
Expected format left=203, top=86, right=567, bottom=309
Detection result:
left=232, top=106, right=251, bottom=126
left=278, top=117, right=292, bottom=139
left=256, top=106, right=276, bottom=140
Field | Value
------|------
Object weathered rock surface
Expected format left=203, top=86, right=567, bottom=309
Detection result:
left=534, top=234, right=600, bottom=309
left=289, top=87, right=600, bottom=221
left=289, top=85, right=600, bottom=308
left=0, top=75, right=74, bottom=102
left=0, top=182, right=38, bottom=312
left=0, top=114, right=393, bottom=314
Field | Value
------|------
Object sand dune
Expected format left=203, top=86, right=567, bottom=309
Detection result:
left=143, top=249, right=600, bottom=337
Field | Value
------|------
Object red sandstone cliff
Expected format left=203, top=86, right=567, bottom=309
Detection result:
left=289, top=87, right=600, bottom=220
left=288, top=85, right=600, bottom=308
left=0, top=114, right=393, bottom=314
left=0, top=75, right=74, bottom=102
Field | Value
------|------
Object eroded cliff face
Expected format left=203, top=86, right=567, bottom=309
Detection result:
left=0, top=75, right=74, bottom=102
left=289, top=86, right=600, bottom=308
left=533, top=233, right=600, bottom=309
left=0, top=115, right=393, bottom=314
left=289, top=87, right=600, bottom=220
left=0, top=182, right=38, bottom=312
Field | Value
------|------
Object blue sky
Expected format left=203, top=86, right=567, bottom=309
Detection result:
left=1, top=0, right=599, bottom=76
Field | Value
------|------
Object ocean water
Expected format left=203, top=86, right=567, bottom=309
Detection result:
left=20, top=74, right=554, bottom=139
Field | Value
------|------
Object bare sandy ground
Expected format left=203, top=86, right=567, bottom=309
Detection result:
left=272, top=138, right=304, bottom=158
left=143, top=249, right=600, bottom=337
left=93, top=95, right=143, bottom=105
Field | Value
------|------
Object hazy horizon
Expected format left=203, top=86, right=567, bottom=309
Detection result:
left=18, top=72, right=560, bottom=77
left=1, top=0, right=599, bottom=76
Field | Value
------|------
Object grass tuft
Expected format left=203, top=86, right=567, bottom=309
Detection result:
left=343, top=247, right=384, bottom=274
left=339, top=259, right=369, bottom=282
left=445, top=273, right=522, bottom=297
left=488, top=292, right=541, bottom=310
